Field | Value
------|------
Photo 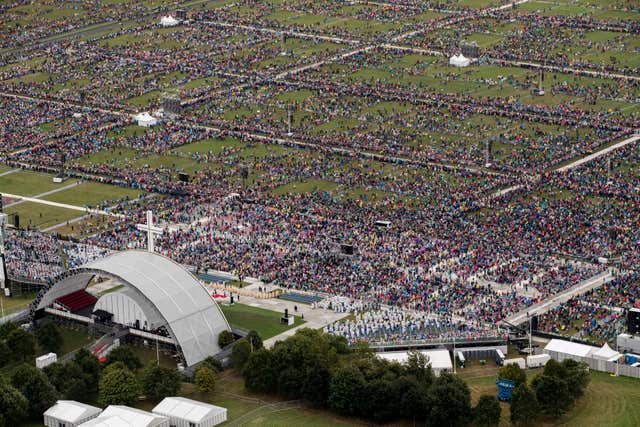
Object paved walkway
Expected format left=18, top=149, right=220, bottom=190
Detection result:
left=0, top=169, right=20, bottom=177
left=556, top=134, right=640, bottom=172
left=0, top=191, right=124, bottom=218
left=503, top=270, right=615, bottom=326
left=4, top=181, right=80, bottom=208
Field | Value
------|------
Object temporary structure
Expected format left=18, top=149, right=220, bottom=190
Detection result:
left=544, top=338, right=597, bottom=360
left=592, top=342, right=620, bottom=361
left=80, top=406, right=169, bottom=427
left=134, top=112, right=158, bottom=127
left=159, top=16, right=179, bottom=27
left=44, top=400, right=102, bottom=427
left=449, top=54, right=470, bottom=67
left=153, top=397, right=227, bottom=427
left=377, top=349, right=453, bottom=375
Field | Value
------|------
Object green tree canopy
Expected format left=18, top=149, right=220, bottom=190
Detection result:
left=510, top=384, right=539, bottom=426
left=105, top=346, right=143, bottom=371
left=498, top=363, right=527, bottom=387
left=141, top=363, right=182, bottom=401
left=10, top=364, right=58, bottom=418
left=98, top=364, right=141, bottom=406
left=73, top=348, right=102, bottom=392
left=427, top=373, right=472, bottom=427
left=473, top=395, right=501, bottom=427
left=0, top=377, right=28, bottom=427
left=328, top=365, right=367, bottom=416
left=35, top=321, right=63, bottom=354
left=532, top=374, right=571, bottom=418
left=230, top=338, right=252, bottom=371
left=5, top=328, right=35, bottom=362
left=194, top=366, right=216, bottom=394
left=218, top=330, right=234, bottom=348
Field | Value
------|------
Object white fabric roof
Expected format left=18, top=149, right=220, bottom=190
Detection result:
left=544, top=339, right=597, bottom=358
left=37, top=250, right=231, bottom=366
left=160, top=16, right=178, bottom=26
left=45, top=400, right=101, bottom=423
left=377, top=349, right=452, bottom=370
left=93, top=406, right=167, bottom=427
left=449, top=54, right=470, bottom=67
left=153, top=397, right=226, bottom=423
left=134, top=112, right=157, bottom=123
left=593, top=342, right=620, bottom=361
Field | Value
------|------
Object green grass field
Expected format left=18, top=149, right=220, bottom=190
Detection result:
left=220, top=303, right=305, bottom=339
left=4, top=201, right=83, bottom=230
left=0, top=171, right=62, bottom=196
left=42, top=182, right=143, bottom=208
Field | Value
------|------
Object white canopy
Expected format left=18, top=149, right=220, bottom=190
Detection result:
left=544, top=339, right=597, bottom=358
left=159, top=16, right=179, bottom=27
left=134, top=112, right=158, bottom=127
left=153, top=397, right=227, bottom=424
left=592, top=342, right=620, bottom=361
left=45, top=400, right=101, bottom=423
left=377, top=349, right=452, bottom=373
left=449, top=54, right=470, bottom=67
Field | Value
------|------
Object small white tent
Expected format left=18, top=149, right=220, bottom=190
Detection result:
left=449, top=54, right=470, bottom=67
left=44, top=400, right=102, bottom=427
left=153, top=397, right=227, bottom=427
left=160, top=15, right=179, bottom=27
left=135, top=112, right=158, bottom=127
left=592, top=342, right=620, bottom=361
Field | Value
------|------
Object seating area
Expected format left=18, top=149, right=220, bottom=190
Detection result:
left=197, top=272, right=235, bottom=284
left=55, top=290, right=98, bottom=313
left=279, top=292, right=324, bottom=304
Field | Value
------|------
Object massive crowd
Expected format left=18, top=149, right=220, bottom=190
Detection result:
left=1, top=0, right=639, bottom=344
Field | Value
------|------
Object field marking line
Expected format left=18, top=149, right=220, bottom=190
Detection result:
left=0, top=169, right=20, bottom=177
left=4, top=181, right=81, bottom=209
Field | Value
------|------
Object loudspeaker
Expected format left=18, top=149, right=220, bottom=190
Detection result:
left=629, top=308, right=640, bottom=334
left=531, top=315, right=538, bottom=331
left=13, top=214, right=19, bottom=229
left=241, top=166, right=249, bottom=179
left=178, top=173, right=190, bottom=183
left=0, top=193, right=3, bottom=212
left=284, top=308, right=289, bottom=318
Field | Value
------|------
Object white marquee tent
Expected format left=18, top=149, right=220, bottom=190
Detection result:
left=377, top=349, right=453, bottom=375
left=153, top=397, right=227, bottom=427
left=79, top=406, right=169, bottom=427
left=160, top=16, right=179, bottom=27
left=592, top=342, right=620, bottom=361
left=544, top=339, right=597, bottom=359
left=44, top=400, right=102, bottom=427
left=134, top=112, right=158, bottom=127
left=449, top=54, right=470, bottom=67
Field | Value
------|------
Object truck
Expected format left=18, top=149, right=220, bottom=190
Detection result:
left=503, top=357, right=526, bottom=369
left=526, top=353, right=551, bottom=368
left=36, top=353, right=57, bottom=369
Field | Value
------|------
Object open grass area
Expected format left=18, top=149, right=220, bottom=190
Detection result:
left=42, top=181, right=143, bottom=208
left=219, top=303, right=305, bottom=339
left=0, top=293, right=33, bottom=316
left=0, top=171, right=62, bottom=196
left=4, top=201, right=83, bottom=230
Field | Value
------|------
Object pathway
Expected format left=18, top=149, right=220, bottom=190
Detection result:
left=4, top=181, right=80, bottom=209
left=502, top=270, right=615, bottom=326
left=556, top=134, right=640, bottom=172
left=0, top=169, right=20, bottom=178
left=0, top=191, right=124, bottom=218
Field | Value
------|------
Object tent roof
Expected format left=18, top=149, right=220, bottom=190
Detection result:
left=95, top=406, right=167, bottom=427
left=593, top=342, right=619, bottom=360
left=44, top=400, right=101, bottom=423
left=544, top=339, right=597, bottom=358
left=153, top=397, right=226, bottom=422
left=377, top=349, right=452, bottom=370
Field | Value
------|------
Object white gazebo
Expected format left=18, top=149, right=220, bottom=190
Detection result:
left=449, top=54, right=470, bottom=67
left=592, top=342, right=620, bottom=361
left=153, top=397, right=227, bottom=427
left=134, top=112, right=158, bottom=127
left=159, top=15, right=179, bottom=27
left=44, top=400, right=102, bottom=427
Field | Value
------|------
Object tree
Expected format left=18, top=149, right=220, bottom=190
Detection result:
left=0, top=322, right=17, bottom=340
left=74, top=348, right=102, bottom=392
left=561, top=359, right=590, bottom=400
left=243, top=349, right=278, bottom=393
left=0, top=340, right=10, bottom=368
left=5, top=328, right=35, bottom=362
left=328, top=365, right=367, bottom=416
left=218, top=330, right=234, bottom=348
left=406, top=351, right=435, bottom=385
left=230, top=338, right=252, bottom=371
left=427, top=373, right=472, bottom=427
left=473, top=395, right=501, bottom=427
left=277, top=367, right=304, bottom=399
left=498, top=363, right=527, bottom=387
left=10, top=364, right=58, bottom=418
left=200, top=356, right=223, bottom=373
left=194, top=366, right=216, bottom=394
left=141, top=364, right=182, bottom=401
left=98, top=365, right=141, bottom=406
left=36, top=321, right=63, bottom=354
left=510, top=384, right=539, bottom=426
left=301, top=363, right=331, bottom=407
left=246, top=330, right=263, bottom=350
left=105, top=346, right=143, bottom=371
left=0, top=377, right=28, bottom=427
left=531, top=374, right=570, bottom=418
left=43, top=362, right=87, bottom=400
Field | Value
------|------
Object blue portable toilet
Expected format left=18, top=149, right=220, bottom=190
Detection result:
left=496, top=378, right=516, bottom=402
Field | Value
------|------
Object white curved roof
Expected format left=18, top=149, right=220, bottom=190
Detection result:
left=36, top=250, right=230, bottom=367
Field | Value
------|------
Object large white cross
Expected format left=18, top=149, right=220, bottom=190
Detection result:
left=136, top=210, right=163, bottom=253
